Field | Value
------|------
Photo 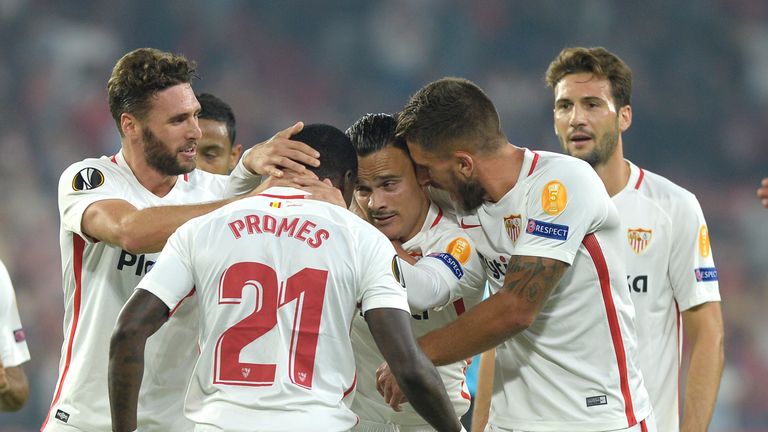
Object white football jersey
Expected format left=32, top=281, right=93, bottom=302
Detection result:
left=0, top=259, right=30, bottom=368
left=613, top=161, right=721, bottom=432
left=460, top=149, right=651, bottom=431
left=138, top=186, right=410, bottom=432
left=350, top=202, right=486, bottom=427
left=44, top=151, right=228, bottom=431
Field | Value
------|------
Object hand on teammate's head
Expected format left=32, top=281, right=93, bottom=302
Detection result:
left=244, top=122, right=321, bottom=178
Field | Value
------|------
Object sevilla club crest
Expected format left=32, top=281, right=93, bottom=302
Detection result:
left=504, top=215, right=522, bottom=243
left=627, top=228, right=652, bottom=254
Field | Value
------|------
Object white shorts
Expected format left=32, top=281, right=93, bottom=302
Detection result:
left=352, top=419, right=466, bottom=432
left=484, top=411, right=656, bottom=432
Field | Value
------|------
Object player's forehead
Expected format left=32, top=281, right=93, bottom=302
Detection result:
left=554, top=72, right=613, bottom=100
left=357, top=146, right=413, bottom=181
left=148, top=83, right=200, bottom=118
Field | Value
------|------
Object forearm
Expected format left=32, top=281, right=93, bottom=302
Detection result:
left=470, top=349, right=495, bottom=432
left=109, top=334, right=147, bottom=431
left=0, top=366, right=28, bottom=412
left=420, top=295, right=526, bottom=366
left=121, top=199, right=236, bottom=253
left=394, top=354, right=462, bottom=432
left=680, top=334, right=724, bottom=431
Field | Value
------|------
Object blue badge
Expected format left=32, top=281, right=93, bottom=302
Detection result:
left=525, top=219, right=569, bottom=241
left=427, top=252, right=464, bottom=280
left=694, top=267, right=718, bottom=282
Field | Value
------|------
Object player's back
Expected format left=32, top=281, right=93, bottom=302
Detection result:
left=172, top=187, right=400, bottom=431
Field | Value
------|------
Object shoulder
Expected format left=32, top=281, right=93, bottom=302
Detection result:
left=58, top=156, right=124, bottom=190
left=635, top=166, right=702, bottom=212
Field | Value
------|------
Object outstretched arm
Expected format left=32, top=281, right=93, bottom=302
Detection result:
left=109, top=289, right=170, bottom=432
left=0, top=361, right=28, bottom=412
left=680, top=302, right=724, bottom=432
left=365, top=307, right=462, bottom=432
left=419, top=255, right=567, bottom=365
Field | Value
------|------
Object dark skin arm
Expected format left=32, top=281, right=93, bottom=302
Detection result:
left=377, top=255, right=568, bottom=407
left=0, top=360, right=28, bottom=412
left=365, top=308, right=462, bottom=432
left=109, top=289, right=170, bottom=432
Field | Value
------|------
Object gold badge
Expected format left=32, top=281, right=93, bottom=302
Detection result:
left=447, top=237, right=472, bottom=264
left=698, top=225, right=711, bottom=257
left=627, top=228, right=652, bottom=254
left=504, top=214, right=522, bottom=244
left=541, top=180, right=567, bottom=215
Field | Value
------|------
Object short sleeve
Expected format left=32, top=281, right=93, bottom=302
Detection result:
left=58, top=161, right=126, bottom=241
left=430, top=220, right=486, bottom=302
left=355, top=226, right=410, bottom=314
left=668, top=194, right=721, bottom=311
left=136, top=223, right=196, bottom=310
left=515, top=162, right=613, bottom=265
left=0, top=260, right=30, bottom=367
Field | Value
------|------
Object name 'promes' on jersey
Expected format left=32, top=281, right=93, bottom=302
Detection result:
left=228, top=214, right=330, bottom=249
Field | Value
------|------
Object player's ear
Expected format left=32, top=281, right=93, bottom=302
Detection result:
left=121, top=113, right=139, bottom=138
left=619, top=104, right=632, bottom=132
left=229, top=143, right=244, bottom=171
left=454, top=151, right=474, bottom=179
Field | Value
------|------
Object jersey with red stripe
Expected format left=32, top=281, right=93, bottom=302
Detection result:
left=350, top=202, right=486, bottom=427
left=138, top=187, right=410, bottom=432
left=613, top=161, right=720, bottom=432
left=47, top=151, right=228, bottom=431
left=463, top=149, right=650, bottom=431
left=0, top=259, right=30, bottom=368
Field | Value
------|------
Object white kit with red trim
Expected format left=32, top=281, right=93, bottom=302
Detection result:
left=460, top=149, right=651, bottom=431
left=349, top=201, right=486, bottom=427
left=613, top=161, right=720, bottom=432
left=46, top=150, right=228, bottom=431
left=0, top=259, right=30, bottom=369
left=137, top=186, right=410, bottom=432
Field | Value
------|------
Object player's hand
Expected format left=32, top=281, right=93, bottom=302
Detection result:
left=243, top=122, right=321, bottom=177
left=294, top=177, right=346, bottom=208
left=249, top=169, right=321, bottom=196
left=0, top=359, right=8, bottom=393
left=375, top=362, right=408, bottom=411
left=758, top=177, right=768, bottom=208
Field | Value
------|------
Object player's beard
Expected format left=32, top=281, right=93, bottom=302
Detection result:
left=143, top=128, right=195, bottom=176
left=563, top=119, right=620, bottom=168
left=453, top=173, right=486, bottom=212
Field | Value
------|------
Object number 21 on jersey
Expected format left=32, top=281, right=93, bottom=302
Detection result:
left=213, top=262, right=328, bottom=389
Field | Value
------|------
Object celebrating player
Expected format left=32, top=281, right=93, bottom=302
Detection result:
left=195, top=93, right=243, bottom=175
left=378, top=77, right=654, bottom=431
left=347, top=113, right=486, bottom=431
left=108, top=124, right=463, bottom=432
left=545, top=47, right=724, bottom=432
left=0, top=258, right=29, bottom=412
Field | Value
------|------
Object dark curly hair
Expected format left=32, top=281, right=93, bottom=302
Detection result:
left=107, top=48, right=198, bottom=136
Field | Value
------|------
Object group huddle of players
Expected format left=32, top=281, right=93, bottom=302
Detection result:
left=15, top=46, right=724, bottom=432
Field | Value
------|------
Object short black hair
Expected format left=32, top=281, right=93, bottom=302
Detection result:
left=346, top=113, right=408, bottom=157
left=292, top=124, right=357, bottom=188
left=197, top=93, right=236, bottom=144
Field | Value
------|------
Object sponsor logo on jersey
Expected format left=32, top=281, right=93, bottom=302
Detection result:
left=627, top=228, right=652, bottom=254
left=586, top=395, right=608, bottom=407
left=71, top=167, right=104, bottom=191
left=481, top=254, right=508, bottom=281
left=447, top=237, right=472, bottom=264
left=427, top=252, right=464, bottom=280
left=541, top=180, right=567, bottom=215
left=55, top=409, right=70, bottom=423
left=698, top=225, right=711, bottom=257
left=694, top=267, right=718, bottom=282
left=269, top=201, right=282, bottom=208
left=525, top=219, right=569, bottom=241
left=503, top=214, right=522, bottom=244
left=13, top=328, right=25, bottom=342
left=391, top=256, right=406, bottom=288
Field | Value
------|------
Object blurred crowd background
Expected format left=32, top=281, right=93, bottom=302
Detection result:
left=1, top=1, right=767, bottom=430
